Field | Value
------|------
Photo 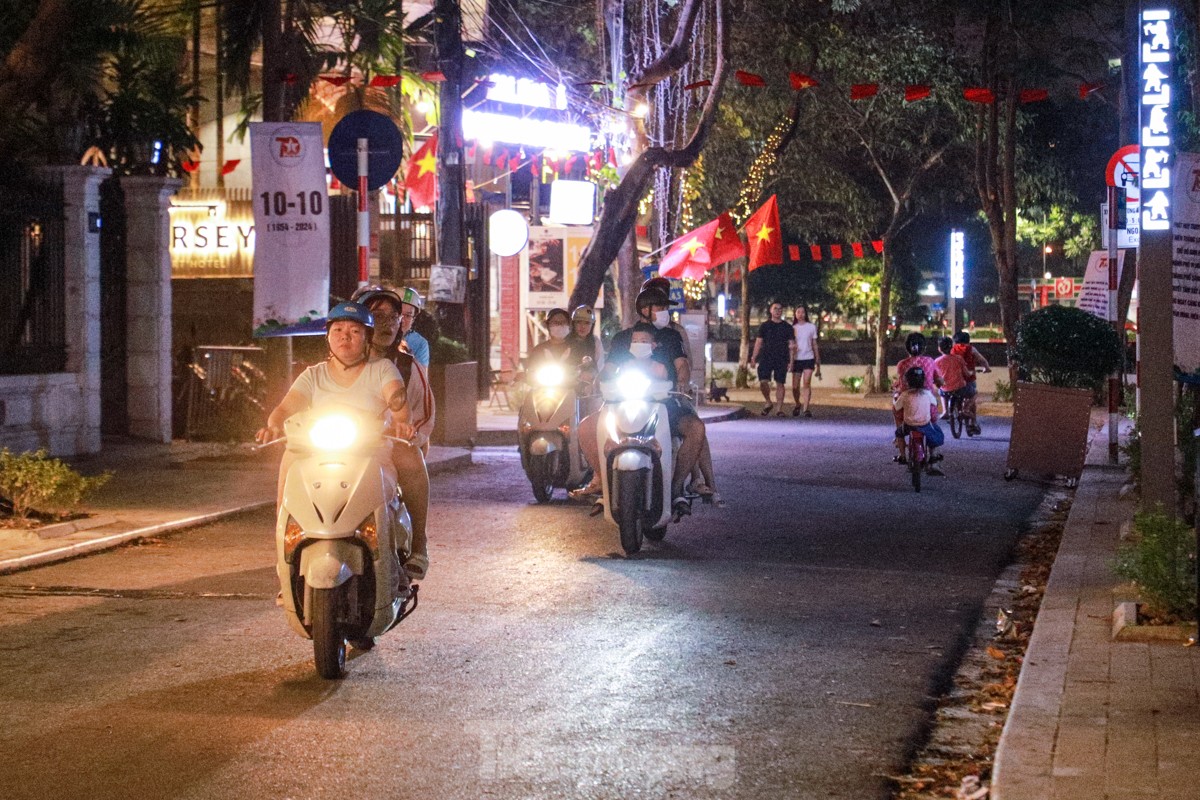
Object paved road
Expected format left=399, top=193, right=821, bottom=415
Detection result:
left=0, top=408, right=1043, bottom=799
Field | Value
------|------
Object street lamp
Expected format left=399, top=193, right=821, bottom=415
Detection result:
left=1043, top=243, right=1052, bottom=279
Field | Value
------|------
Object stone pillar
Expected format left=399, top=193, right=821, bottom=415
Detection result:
left=122, top=176, right=183, bottom=442
left=41, top=165, right=111, bottom=454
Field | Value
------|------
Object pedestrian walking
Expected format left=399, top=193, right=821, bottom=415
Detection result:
left=790, top=305, right=821, bottom=417
left=751, top=302, right=795, bottom=417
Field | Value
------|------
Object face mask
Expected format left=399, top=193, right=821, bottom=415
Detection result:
left=549, top=324, right=569, bottom=340
left=629, top=342, right=653, bottom=359
left=653, top=310, right=669, bottom=329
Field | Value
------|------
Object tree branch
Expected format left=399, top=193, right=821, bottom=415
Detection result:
left=626, top=0, right=706, bottom=90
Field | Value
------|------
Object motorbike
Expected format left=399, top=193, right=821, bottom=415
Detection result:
left=596, top=368, right=682, bottom=554
left=517, top=356, right=592, bottom=502
left=268, top=405, right=418, bottom=679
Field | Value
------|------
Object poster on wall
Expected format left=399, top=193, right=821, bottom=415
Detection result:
left=249, top=121, right=330, bottom=332
left=1172, top=151, right=1200, bottom=372
left=430, top=264, right=467, bottom=303
left=523, top=227, right=567, bottom=309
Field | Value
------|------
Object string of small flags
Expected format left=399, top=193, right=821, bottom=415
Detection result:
left=789, top=241, right=885, bottom=262
left=701, top=71, right=1106, bottom=103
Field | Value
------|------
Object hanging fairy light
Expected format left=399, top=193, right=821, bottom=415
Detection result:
left=683, top=277, right=706, bottom=300
left=734, top=119, right=789, bottom=225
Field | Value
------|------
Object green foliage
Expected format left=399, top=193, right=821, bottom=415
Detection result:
left=1015, top=205, right=1099, bottom=262
left=430, top=336, right=470, bottom=365
left=0, top=449, right=112, bottom=521
left=1115, top=507, right=1197, bottom=621
left=839, top=375, right=864, bottom=393
left=711, top=368, right=734, bottom=386
left=992, top=379, right=1014, bottom=403
left=1012, top=305, right=1123, bottom=390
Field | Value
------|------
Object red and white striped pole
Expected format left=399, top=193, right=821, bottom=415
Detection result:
left=1107, top=185, right=1120, bottom=462
left=357, top=137, right=369, bottom=287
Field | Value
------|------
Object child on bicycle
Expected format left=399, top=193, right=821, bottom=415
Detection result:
left=934, top=336, right=973, bottom=416
left=892, top=333, right=941, bottom=461
left=893, top=366, right=946, bottom=475
left=950, top=332, right=990, bottom=435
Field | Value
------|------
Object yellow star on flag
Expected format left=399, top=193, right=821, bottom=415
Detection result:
left=416, top=150, right=437, bottom=177
left=683, top=237, right=706, bottom=258
left=713, top=225, right=724, bottom=240
left=755, top=223, right=774, bottom=243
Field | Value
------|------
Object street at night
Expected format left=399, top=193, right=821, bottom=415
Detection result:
left=0, top=410, right=1043, bottom=799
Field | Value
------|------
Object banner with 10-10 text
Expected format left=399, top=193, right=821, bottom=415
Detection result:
left=250, top=122, right=330, bottom=332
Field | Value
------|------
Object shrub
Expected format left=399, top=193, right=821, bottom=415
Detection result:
left=1115, top=506, right=1197, bottom=620
left=711, top=368, right=734, bottom=386
left=0, top=449, right=112, bottom=521
left=1011, top=305, right=1123, bottom=390
left=839, top=375, right=864, bottom=393
left=992, top=379, right=1014, bottom=402
left=430, top=336, right=470, bottom=365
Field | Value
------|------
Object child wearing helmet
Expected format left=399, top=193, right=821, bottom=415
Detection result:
left=950, top=331, right=991, bottom=435
left=892, top=365, right=946, bottom=474
left=891, top=332, right=941, bottom=461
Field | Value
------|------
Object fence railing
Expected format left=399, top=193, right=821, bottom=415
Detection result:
left=0, top=183, right=66, bottom=375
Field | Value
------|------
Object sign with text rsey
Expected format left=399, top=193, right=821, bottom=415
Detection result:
left=250, top=122, right=330, bottom=331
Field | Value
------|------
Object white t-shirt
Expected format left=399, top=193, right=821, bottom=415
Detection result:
left=793, top=321, right=818, bottom=360
left=290, top=359, right=402, bottom=417
left=893, top=388, right=940, bottom=426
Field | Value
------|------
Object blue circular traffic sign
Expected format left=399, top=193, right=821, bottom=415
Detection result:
left=328, top=110, right=405, bottom=190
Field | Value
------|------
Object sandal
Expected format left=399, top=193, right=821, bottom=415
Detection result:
left=569, top=479, right=602, bottom=499
left=776, top=411, right=785, bottom=418
left=792, top=406, right=802, bottom=417
left=761, top=404, right=773, bottom=416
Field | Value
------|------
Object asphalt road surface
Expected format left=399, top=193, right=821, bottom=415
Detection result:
left=0, top=407, right=1044, bottom=800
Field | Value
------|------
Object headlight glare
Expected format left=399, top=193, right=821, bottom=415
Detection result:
left=309, top=414, right=358, bottom=450
left=616, top=370, right=651, bottom=400
left=534, top=363, right=566, bottom=387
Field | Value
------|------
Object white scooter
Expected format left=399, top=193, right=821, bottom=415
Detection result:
left=270, top=405, right=417, bottom=679
left=517, top=356, right=592, bottom=502
left=596, top=369, right=678, bottom=554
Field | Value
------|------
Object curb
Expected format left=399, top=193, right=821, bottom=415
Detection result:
left=0, top=451, right=475, bottom=576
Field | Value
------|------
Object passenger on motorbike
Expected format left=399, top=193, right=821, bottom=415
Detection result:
left=893, top=366, right=946, bottom=475
left=568, top=305, right=603, bottom=390
left=255, top=302, right=416, bottom=516
left=352, top=285, right=435, bottom=581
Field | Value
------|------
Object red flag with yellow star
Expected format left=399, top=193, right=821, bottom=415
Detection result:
left=404, top=133, right=438, bottom=209
left=659, top=212, right=746, bottom=279
left=744, top=195, right=782, bottom=271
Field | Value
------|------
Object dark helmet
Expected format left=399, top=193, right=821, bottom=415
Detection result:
left=904, top=366, right=926, bottom=389
left=351, top=284, right=404, bottom=312
left=905, top=332, right=926, bottom=355
left=952, top=331, right=970, bottom=345
left=939, top=336, right=954, bottom=353
left=571, top=305, right=595, bottom=325
left=545, top=307, right=571, bottom=326
left=641, top=276, right=671, bottom=294
left=326, top=301, right=374, bottom=332
left=636, top=287, right=669, bottom=312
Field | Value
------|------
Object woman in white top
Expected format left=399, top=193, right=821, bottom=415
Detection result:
left=790, top=305, right=822, bottom=417
left=256, top=302, right=415, bottom=508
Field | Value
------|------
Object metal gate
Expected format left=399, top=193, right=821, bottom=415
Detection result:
left=0, top=180, right=66, bottom=375
left=99, top=177, right=128, bottom=435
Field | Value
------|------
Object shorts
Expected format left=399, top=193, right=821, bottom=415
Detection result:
left=903, top=421, right=945, bottom=448
left=664, top=395, right=697, bottom=437
left=942, top=385, right=974, bottom=400
left=792, top=359, right=816, bottom=374
left=757, top=361, right=788, bottom=384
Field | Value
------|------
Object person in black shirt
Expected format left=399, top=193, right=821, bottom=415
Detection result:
left=751, top=301, right=796, bottom=417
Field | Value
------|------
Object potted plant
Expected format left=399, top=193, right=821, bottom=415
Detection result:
left=429, top=335, right=477, bottom=447
left=1004, top=305, right=1123, bottom=483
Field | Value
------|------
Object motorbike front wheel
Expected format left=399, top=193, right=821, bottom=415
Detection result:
left=528, top=453, right=556, bottom=503
left=616, top=469, right=648, bottom=555
left=311, top=587, right=347, bottom=679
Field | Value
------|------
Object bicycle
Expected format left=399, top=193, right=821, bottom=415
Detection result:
left=906, top=428, right=928, bottom=492
left=942, top=391, right=966, bottom=439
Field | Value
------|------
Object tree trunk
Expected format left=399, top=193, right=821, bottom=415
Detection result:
left=261, top=0, right=283, bottom=122
left=617, top=228, right=639, bottom=324
left=568, top=0, right=727, bottom=310
left=738, top=261, right=750, bottom=387
left=0, top=0, right=73, bottom=114
left=870, top=246, right=893, bottom=393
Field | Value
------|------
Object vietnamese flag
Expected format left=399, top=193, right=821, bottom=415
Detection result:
left=735, top=70, right=766, bottom=87
left=850, top=83, right=878, bottom=100
left=404, top=133, right=438, bottom=209
left=871, top=239, right=884, bottom=254
left=221, top=159, right=241, bottom=175
left=904, top=85, right=930, bottom=102
left=789, top=73, right=818, bottom=91
left=851, top=242, right=864, bottom=258
left=830, top=244, right=843, bottom=260
left=810, top=245, right=822, bottom=261
left=1019, top=88, right=1049, bottom=104
left=963, top=87, right=995, bottom=104
left=659, top=212, right=746, bottom=279
left=744, top=195, right=783, bottom=271
left=369, top=75, right=401, bottom=88
left=320, top=75, right=351, bottom=86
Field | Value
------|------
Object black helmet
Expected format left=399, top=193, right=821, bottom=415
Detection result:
left=904, top=366, right=926, bottom=389
left=939, top=336, right=954, bottom=352
left=905, top=332, right=926, bottom=355
left=953, top=331, right=970, bottom=344
left=326, top=301, right=374, bottom=332
left=545, top=307, right=571, bottom=326
left=635, top=287, right=669, bottom=311
left=641, top=276, right=671, bottom=294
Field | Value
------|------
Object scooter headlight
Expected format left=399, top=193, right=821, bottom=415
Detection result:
left=309, top=413, right=358, bottom=451
left=616, top=370, right=651, bottom=401
left=534, top=363, right=566, bottom=387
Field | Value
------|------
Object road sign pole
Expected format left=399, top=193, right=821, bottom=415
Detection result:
left=1108, top=185, right=1120, bottom=463
left=356, top=137, right=369, bottom=286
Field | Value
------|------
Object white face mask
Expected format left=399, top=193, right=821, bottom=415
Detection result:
left=629, top=342, right=654, bottom=360
left=549, top=324, right=570, bottom=340
left=653, top=309, right=669, bottom=329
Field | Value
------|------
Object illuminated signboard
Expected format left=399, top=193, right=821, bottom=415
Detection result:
left=462, top=109, right=592, bottom=152
left=169, top=193, right=256, bottom=278
left=950, top=230, right=965, bottom=300
left=1140, top=9, right=1172, bottom=232
left=485, top=73, right=567, bottom=110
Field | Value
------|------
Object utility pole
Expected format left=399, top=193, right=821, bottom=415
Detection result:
left=261, top=0, right=283, bottom=122
left=435, top=0, right=467, bottom=341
